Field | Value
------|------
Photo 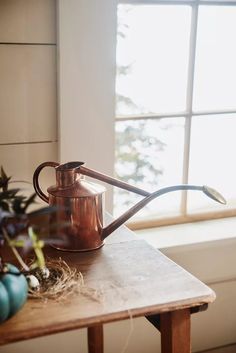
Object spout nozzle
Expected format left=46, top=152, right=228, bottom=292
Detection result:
left=202, top=185, right=226, bottom=205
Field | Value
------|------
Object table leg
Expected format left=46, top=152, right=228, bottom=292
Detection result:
left=160, top=309, right=191, bottom=353
left=87, top=325, right=104, bottom=353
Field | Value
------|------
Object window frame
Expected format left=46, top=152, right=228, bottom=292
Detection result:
left=115, top=0, right=236, bottom=229
left=116, top=0, right=236, bottom=230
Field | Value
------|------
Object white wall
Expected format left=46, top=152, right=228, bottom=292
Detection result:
left=57, top=0, right=117, bottom=210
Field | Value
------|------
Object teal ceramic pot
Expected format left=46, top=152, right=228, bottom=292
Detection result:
left=0, top=263, right=28, bottom=323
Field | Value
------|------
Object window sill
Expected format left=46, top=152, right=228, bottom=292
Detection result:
left=135, top=216, right=236, bottom=249
left=135, top=216, right=236, bottom=284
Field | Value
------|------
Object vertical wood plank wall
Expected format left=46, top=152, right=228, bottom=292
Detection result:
left=0, top=0, right=58, bottom=195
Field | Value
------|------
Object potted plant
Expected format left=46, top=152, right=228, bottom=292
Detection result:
left=0, top=166, right=52, bottom=322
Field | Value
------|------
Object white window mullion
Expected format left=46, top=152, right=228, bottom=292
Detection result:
left=120, top=0, right=236, bottom=5
left=181, top=3, right=199, bottom=215
left=199, top=0, right=236, bottom=5
left=192, top=109, right=236, bottom=117
left=116, top=112, right=187, bottom=122
left=120, top=0, right=198, bottom=5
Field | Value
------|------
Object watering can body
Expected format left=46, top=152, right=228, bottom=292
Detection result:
left=48, top=177, right=105, bottom=251
left=33, top=162, right=107, bottom=251
left=33, top=161, right=226, bottom=252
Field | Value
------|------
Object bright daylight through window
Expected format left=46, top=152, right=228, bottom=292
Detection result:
left=114, top=0, right=236, bottom=228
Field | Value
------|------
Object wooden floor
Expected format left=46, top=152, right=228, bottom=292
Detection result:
left=199, top=344, right=236, bottom=353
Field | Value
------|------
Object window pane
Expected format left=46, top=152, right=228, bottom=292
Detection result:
left=193, top=6, right=236, bottom=111
left=116, top=5, right=191, bottom=116
left=188, top=114, right=236, bottom=213
left=114, top=118, right=185, bottom=219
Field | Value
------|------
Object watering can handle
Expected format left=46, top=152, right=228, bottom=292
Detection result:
left=33, top=161, right=59, bottom=203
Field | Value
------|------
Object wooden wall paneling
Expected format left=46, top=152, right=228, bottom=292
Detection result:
left=0, top=142, right=58, bottom=203
left=0, top=44, right=57, bottom=144
left=0, top=0, right=56, bottom=44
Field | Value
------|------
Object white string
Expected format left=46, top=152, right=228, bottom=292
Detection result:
left=120, top=310, right=134, bottom=353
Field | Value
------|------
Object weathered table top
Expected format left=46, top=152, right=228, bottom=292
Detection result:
left=0, top=225, right=215, bottom=345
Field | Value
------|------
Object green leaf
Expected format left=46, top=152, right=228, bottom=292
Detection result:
left=8, top=240, right=25, bottom=247
left=0, top=189, right=21, bottom=201
left=0, top=167, right=11, bottom=192
left=28, top=227, right=45, bottom=269
left=0, top=201, right=10, bottom=212
left=22, top=193, right=37, bottom=212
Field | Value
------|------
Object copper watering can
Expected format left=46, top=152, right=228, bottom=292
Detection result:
left=33, top=161, right=226, bottom=252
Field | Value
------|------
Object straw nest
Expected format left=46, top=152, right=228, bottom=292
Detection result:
left=28, top=258, right=100, bottom=302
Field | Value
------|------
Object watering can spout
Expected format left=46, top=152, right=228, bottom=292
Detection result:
left=101, top=184, right=226, bottom=239
left=77, top=166, right=226, bottom=238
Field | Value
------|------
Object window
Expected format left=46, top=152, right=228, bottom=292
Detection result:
left=114, top=0, right=236, bottom=228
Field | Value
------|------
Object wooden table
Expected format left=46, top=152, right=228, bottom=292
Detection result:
left=0, top=224, right=215, bottom=353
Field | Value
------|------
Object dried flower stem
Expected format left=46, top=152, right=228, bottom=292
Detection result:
left=2, top=228, right=29, bottom=272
